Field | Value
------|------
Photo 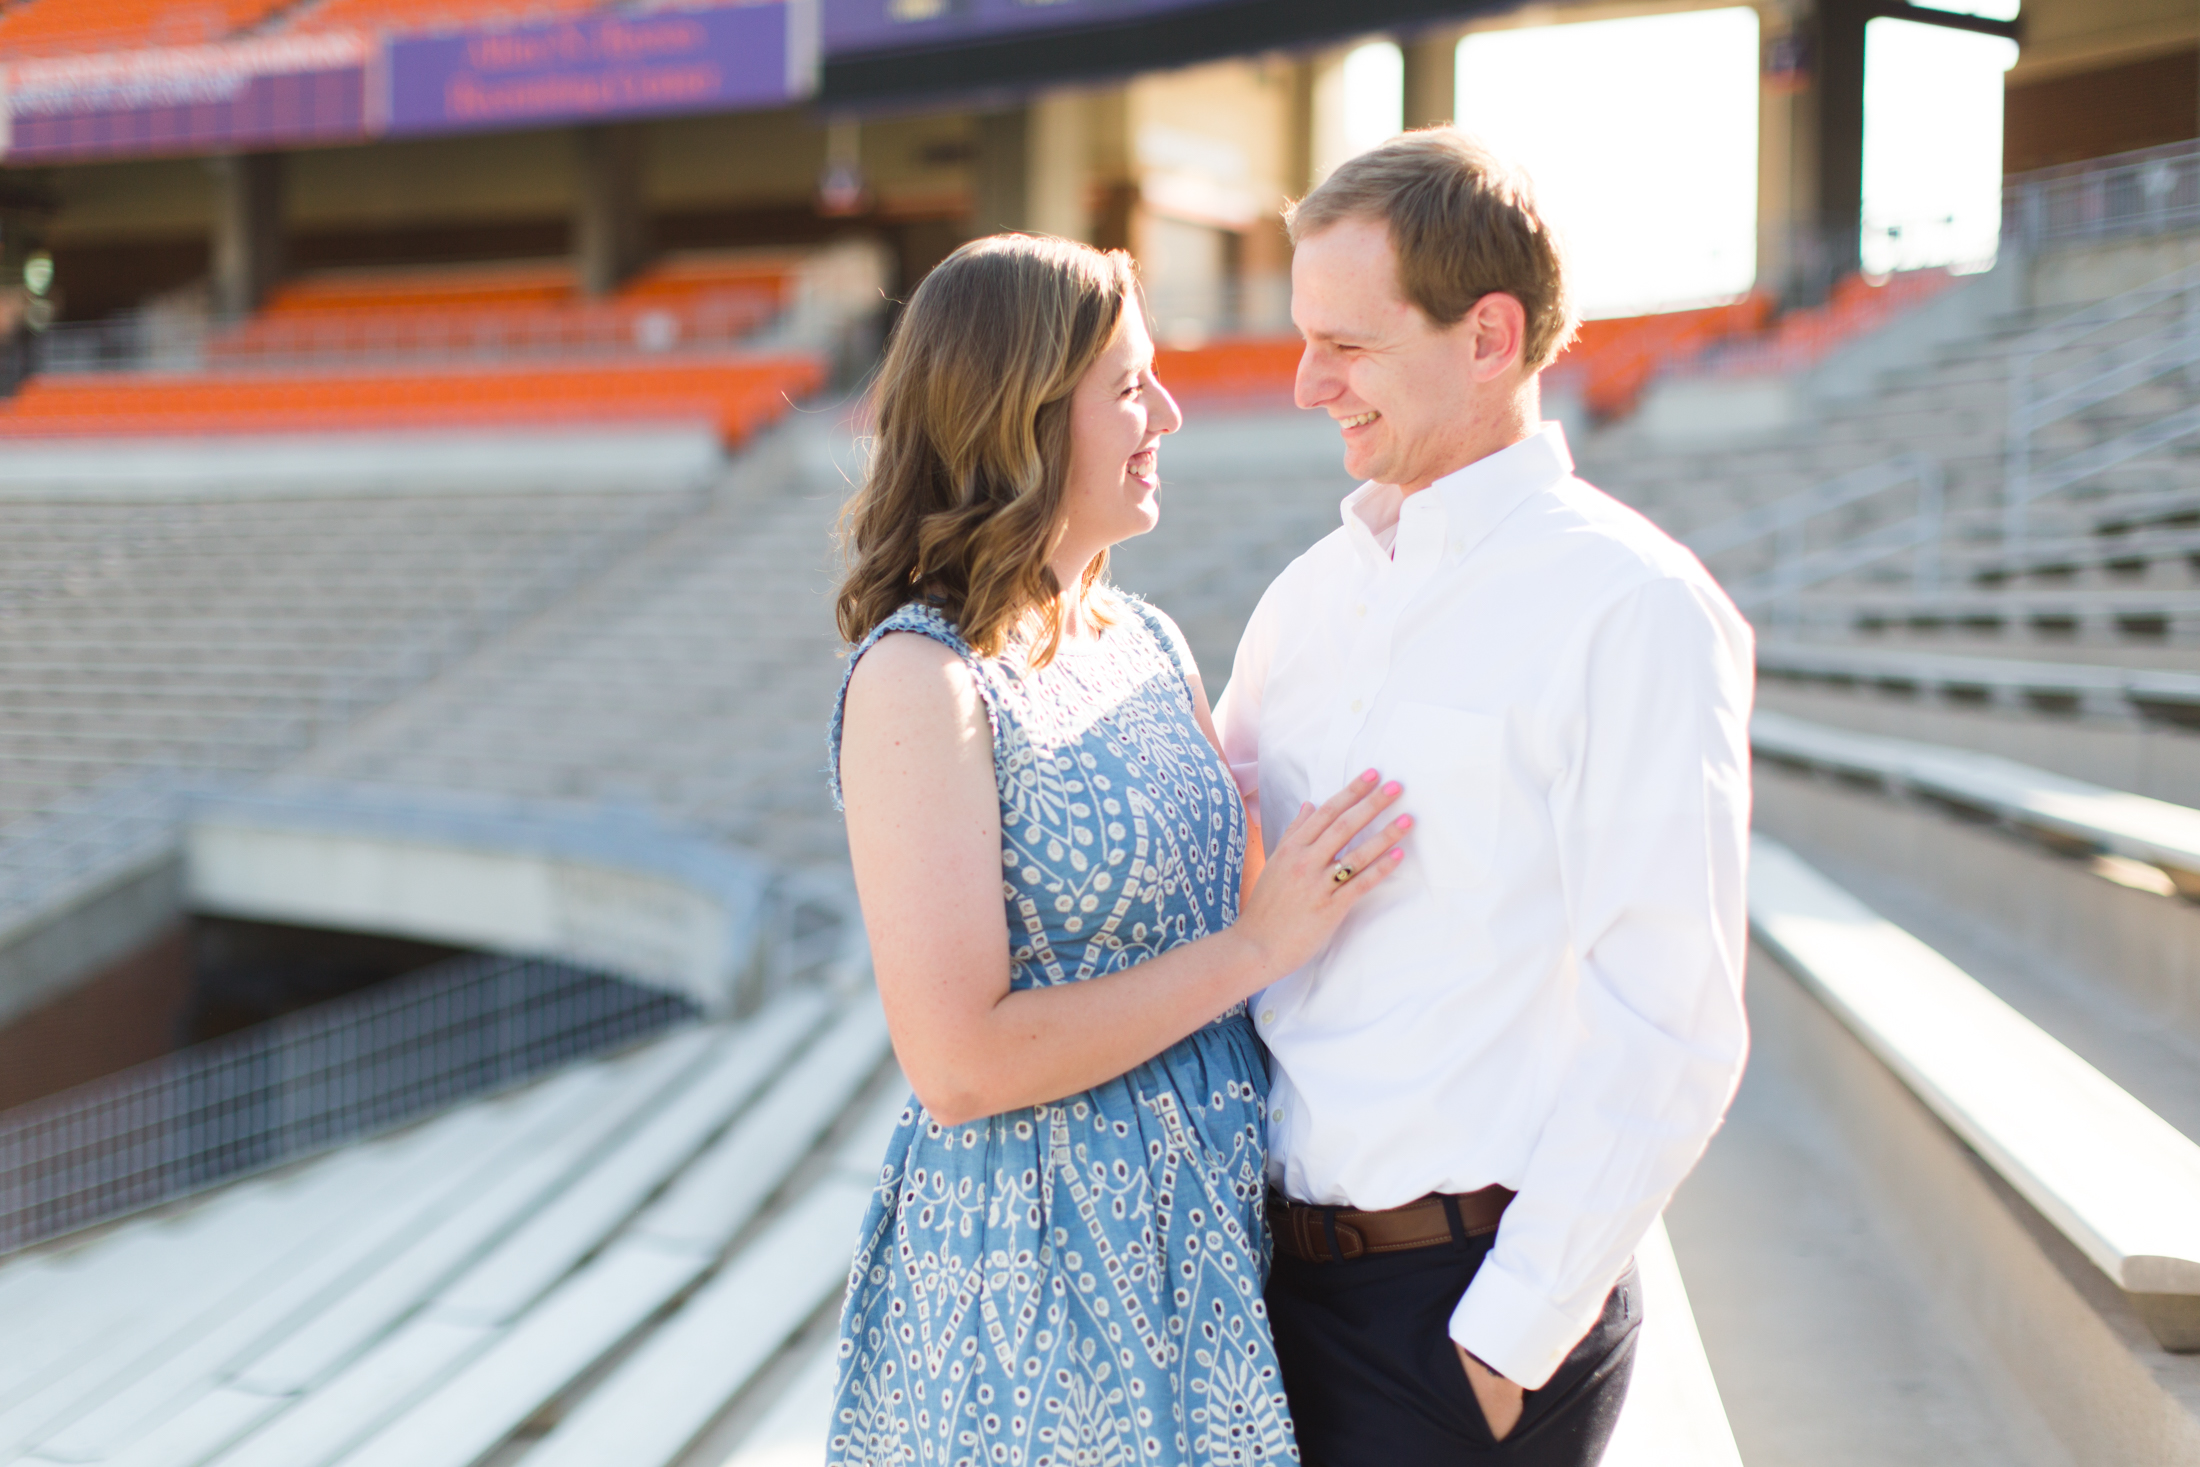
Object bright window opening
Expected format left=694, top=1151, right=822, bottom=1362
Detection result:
left=1340, top=40, right=1404, bottom=160
left=1455, top=8, right=1760, bottom=318
left=1861, top=17, right=2020, bottom=275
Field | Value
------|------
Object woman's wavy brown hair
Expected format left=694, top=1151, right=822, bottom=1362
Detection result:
left=836, top=234, right=1138, bottom=666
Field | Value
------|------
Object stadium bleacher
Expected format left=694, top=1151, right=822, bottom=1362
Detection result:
left=0, top=7, right=2195, bottom=1443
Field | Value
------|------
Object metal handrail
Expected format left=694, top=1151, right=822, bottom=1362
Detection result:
left=1684, top=454, right=1943, bottom=623
left=0, top=869, right=855, bottom=1258
left=2003, top=137, right=2200, bottom=255
left=1682, top=220, right=2200, bottom=609
left=2004, top=260, right=2200, bottom=546
left=0, top=952, right=698, bottom=1257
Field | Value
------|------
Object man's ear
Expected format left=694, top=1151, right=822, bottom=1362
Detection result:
left=1466, top=292, right=1528, bottom=383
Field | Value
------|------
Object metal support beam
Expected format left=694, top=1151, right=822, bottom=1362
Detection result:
left=972, top=107, right=1031, bottom=236
left=1400, top=33, right=1456, bottom=131
left=211, top=152, right=284, bottom=321
left=1813, top=0, right=1870, bottom=291
left=1874, top=3, right=2019, bottom=43
left=575, top=124, right=650, bottom=298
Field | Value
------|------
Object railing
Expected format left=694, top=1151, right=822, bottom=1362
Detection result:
left=0, top=952, right=697, bottom=1256
left=2004, top=137, right=2200, bottom=255
left=1677, top=236, right=2200, bottom=626
left=2004, top=260, right=2200, bottom=548
left=1684, top=454, right=1944, bottom=624
left=0, top=867, right=858, bottom=1258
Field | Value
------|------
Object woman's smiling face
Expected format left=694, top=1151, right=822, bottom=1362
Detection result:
left=1059, top=298, right=1183, bottom=564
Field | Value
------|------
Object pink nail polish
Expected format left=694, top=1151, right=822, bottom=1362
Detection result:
left=1396, top=814, right=1414, bottom=829
left=1360, top=768, right=1379, bottom=784
left=1382, top=782, right=1402, bottom=797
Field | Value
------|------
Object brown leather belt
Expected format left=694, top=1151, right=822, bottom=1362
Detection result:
left=1269, top=1185, right=1515, bottom=1264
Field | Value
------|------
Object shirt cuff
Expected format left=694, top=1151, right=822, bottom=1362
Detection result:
left=1447, top=1258, right=1593, bottom=1391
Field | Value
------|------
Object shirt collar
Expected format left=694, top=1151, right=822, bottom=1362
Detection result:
left=1337, top=422, right=1574, bottom=571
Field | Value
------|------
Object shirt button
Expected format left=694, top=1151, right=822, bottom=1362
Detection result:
left=1350, top=699, right=1364, bottom=713
left=1271, top=1107, right=1285, bottom=1122
left=1354, top=603, right=1367, bottom=617
left=1259, top=1008, right=1276, bottom=1025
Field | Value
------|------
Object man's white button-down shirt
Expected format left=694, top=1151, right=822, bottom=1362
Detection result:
left=1214, top=423, right=1753, bottom=1391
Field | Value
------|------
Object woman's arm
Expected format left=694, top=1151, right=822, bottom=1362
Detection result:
left=842, top=632, right=1406, bottom=1126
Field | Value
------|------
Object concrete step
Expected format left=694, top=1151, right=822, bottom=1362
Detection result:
left=1752, top=756, right=2200, bottom=1076
left=1734, top=871, right=2200, bottom=1465
left=1666, top=1026, right=2076, bottom=1467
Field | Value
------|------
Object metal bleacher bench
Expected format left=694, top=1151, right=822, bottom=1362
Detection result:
left=1798, top=588, right=2200, bottom=640
left=1752, top=707, right=2200, bottom=896
left=1757, top=640, right=2200, bottom=727
left=1750, top=835, right=2200, bottom=1351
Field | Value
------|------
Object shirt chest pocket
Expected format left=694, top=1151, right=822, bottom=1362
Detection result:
left=1379, top=702, right=1502, bottom=889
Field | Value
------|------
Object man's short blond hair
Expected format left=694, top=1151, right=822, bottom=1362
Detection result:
left=1286, top=128, right=1575, bottom=371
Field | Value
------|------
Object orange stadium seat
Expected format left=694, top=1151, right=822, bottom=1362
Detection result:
left=1551, top=295, right=1775, bottom=419
left=0, top=0, right=291, bottom=56
left=1695, top=268, right=1955, bottom=377
left=212, top=255, right=803, bottom=365
left=0, top=354, right=827, bottom=445
left=256, top=261, right=576, bottom=317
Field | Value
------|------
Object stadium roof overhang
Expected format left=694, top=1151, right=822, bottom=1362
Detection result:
left=818, top=0, right=1516, bottom=110
left=0, top=0, right=2022, bottom=169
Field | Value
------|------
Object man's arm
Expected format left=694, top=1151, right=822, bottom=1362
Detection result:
left=1449, top=575, right=1754, bottom=1392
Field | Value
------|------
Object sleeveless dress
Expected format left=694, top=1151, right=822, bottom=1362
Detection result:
left=825, top=598, right=1298, bottom=1466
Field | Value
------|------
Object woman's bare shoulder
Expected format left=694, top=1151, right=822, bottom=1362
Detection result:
left=844, top=631, right=984, bottom=729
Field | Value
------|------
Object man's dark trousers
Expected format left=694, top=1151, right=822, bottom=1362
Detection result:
left=1268, top=1231, right=1639, bottom=1466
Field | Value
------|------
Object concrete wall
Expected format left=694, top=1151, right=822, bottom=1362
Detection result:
left=2030, top=230, right=2200, bottom=312
left=0, top=923, right=188, bottom=1110
left=2007, top=0, right=2199, bottom=95
left=183, top=788, right=775, bottom=1016
left=0, top=852, right=183, bottom=1036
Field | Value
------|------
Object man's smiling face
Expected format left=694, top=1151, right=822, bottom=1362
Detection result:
left=1291, top=214, right=1509, bottom=495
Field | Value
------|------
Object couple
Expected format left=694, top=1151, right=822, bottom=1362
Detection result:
left=825, top=129, right=1753, bottom=1466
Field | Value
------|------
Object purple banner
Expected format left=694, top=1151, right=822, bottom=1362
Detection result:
left=0, top=34, right=369, bottom=163
left=384, top=4, right=793, bottom=136
left=823, top=0, right=1230, bottom=57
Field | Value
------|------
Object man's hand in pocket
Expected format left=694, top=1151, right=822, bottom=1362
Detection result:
left=1456, top=1344, right=1524, bottom=1441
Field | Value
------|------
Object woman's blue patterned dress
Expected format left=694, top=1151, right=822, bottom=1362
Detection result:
left=826, top=598, right=1297, bottom=1467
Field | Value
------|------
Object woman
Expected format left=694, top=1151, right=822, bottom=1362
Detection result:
left=827, top=234, right=1409, bottom=1466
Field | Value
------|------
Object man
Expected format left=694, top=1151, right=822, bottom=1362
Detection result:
left=1215, top=129, right=1753, bottom=1465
